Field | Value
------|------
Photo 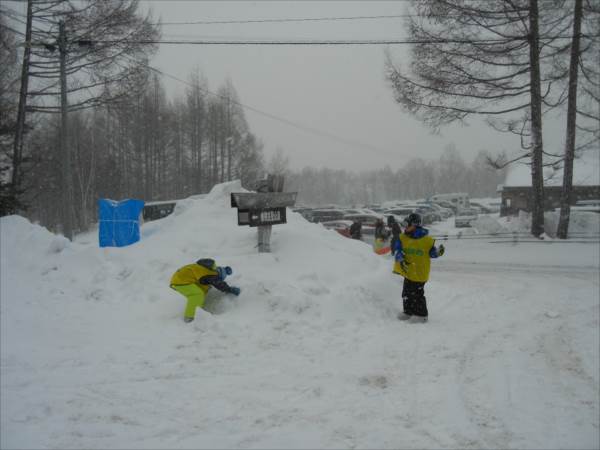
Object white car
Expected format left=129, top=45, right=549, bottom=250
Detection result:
left=454, top=208, right=479, bottom=227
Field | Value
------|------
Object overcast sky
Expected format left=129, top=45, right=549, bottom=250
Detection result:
left=135, top=2, right=564, bottom=171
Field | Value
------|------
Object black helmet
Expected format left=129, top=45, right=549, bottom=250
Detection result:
left=405, top=213, right=422, bottom=227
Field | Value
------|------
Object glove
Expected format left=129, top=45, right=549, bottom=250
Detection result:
left=394, top=250, right=405, bottom=262
left=399, top=260, right=410, bottom=272
left=229, top=286, right=241, bottom=296
left=438, top=244, right=445, bottom=256
left=217, top=266, right=233, bottom=280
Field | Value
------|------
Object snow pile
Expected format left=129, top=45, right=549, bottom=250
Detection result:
left=543, top=210, right=600, bottom=235
left=469, top=214, right=509, bottom=234
left=1, top=182, right=599, bottom=449
left=0, top=215, right=71, bottom=261
left=491, top=210, right=600, bottom=236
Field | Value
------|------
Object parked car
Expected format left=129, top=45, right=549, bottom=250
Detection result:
left=418, top=201, right=453, bottom=219
left=321, top=220, right=354, bottom=238
left=414, top=205, right=443, bottom=223
left=342, top=213, right=383, bottom=227
left=431, top=200, right=458, bottom=214
left=428, top=193, right=470, bottom=209
left=365, top=204, right=384, bottom=212
left=143, top=201, right=177, bottom=222
left=384, top=206, right=439, bottom=225
left=341, top=209, right=364, bottom=215
left=454, top=208, right=479, bottom=227
left=384, top=207, right=416, bottom=218
left=310, top=209, right=345, bottom=223
left=471, top=199, right=501, bottom=213
left=469, top=202, right=493, bottom=214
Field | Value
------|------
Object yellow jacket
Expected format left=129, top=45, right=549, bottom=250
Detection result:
left=170, top=262, right=218, bottom=293
left=393, top=232, right=435, bottom=282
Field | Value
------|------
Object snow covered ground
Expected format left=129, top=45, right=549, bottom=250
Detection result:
left=1, top=181, right=599, bottom=449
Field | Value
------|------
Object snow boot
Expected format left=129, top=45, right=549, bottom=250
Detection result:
left=183, top=317, right=194, bottom=323
left=397, top=312, right=412, bottom=321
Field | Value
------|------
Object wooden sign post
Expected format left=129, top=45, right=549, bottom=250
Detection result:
left=231, top=176, right=297, bottom=253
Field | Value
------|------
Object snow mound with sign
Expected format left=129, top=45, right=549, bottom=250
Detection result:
left=1, top=180, right=598, bottom=450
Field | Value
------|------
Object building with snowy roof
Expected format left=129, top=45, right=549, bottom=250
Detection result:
left=499, top=152, right=600, bottom=216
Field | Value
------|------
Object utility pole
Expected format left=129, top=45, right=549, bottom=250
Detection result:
left=11, top=0, right=33, bottom=212
left=59, top=20, right=73, bottom=240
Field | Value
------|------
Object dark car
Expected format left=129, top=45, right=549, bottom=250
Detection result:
left=310, top=209, right=346, bottom=223
left=454, top=207, right=479, bottom=227
left=342, top=213, right=383, bottom=227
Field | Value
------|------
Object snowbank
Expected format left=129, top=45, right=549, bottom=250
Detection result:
left=489, top=210, right=600, bottom=236
left=1, top=183, right=599, bottom=449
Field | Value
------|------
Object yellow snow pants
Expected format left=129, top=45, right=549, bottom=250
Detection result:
left=171, top=284, right=206, bottom=320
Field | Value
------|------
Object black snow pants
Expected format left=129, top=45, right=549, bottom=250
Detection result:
left=402, top=278, right=428, bottom=317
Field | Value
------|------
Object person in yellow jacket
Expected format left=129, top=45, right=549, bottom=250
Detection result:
left=170, top=258, right=241, bottom=322
left=392, top=213, right=445, bottom=323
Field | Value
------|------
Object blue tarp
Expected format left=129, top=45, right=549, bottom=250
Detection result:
left=98, top=199, right=145, bottom=247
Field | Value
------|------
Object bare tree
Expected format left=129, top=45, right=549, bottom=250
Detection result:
left=556, top=0, right=600, bottom=238
left=23, top=1, right=159, bottom=114
left=14, top=62, right=270, bottom=232
left=185, top=69, right=207, bottom=194
left=236, top=133, right=265, bottom=190
left=8, top=0, right=159, bottom=237
left=2, top=1, right=32, bottom=215
left=385, top=0, right=570, bottom=236
left=267, top=147, right=291, bottom=178
left=437, top=144, right=467, bottom=194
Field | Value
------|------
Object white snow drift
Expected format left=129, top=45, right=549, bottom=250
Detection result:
left=1, top=181, right=599, bottom=449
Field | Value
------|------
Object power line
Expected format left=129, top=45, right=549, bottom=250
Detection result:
left=67, top=35, right=599, bottom=46
left=4, top=6, right=580, bottom=27
left=135, top=60, right=396, bottom=157
left=157, top=14, right=409, bottom=26
left=89, top=38, right=483, bottom=45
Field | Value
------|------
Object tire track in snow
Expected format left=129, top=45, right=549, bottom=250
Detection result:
left=455, top=327, right=516, bottom=449
left=424, top=277, right=530, bottom=448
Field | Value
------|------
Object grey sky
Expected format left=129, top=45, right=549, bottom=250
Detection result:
left=143, top=1, right=564, bottom=171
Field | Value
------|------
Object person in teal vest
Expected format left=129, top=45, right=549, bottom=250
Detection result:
left=170, top=258, right=241, bottom=322
left=392, top=213, right=445, bottom=323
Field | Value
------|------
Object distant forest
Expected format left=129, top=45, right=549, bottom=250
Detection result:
left=1, top=4, right=505, bottom=235
left=285, top=144, right=507, bottom=207
left=2, top=0, right=596, bottom=240
left=6, top=66, right=505, bottom=233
